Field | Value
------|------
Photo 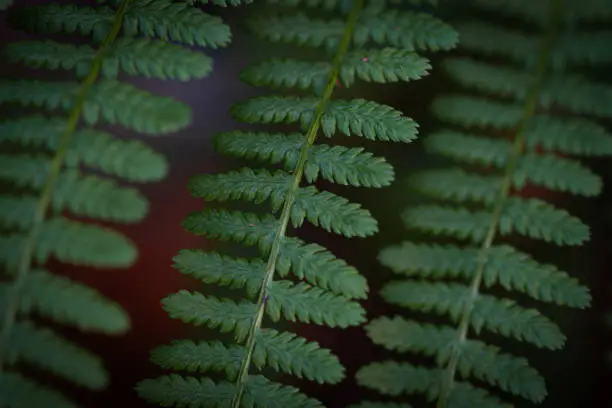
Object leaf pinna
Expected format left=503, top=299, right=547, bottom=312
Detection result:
left=136, top=0, right=457, bottom=406
left=0, top=1, right=230, bottom=406
left=356, top=0, right=612, bottom=407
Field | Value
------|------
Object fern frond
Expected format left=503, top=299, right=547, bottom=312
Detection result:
left=357, top=362, right=508, bottom=407
left=138, top=0, right=458, bottom=407
left=403, top=198, right=590, bottom=245
left=139, top=374, right=323, bottom=408
left=0, top=116, right=167, bottom=182
left=357, top=0, right=609, bottom=407
left=378, top=243, right=590, bottom=307
left=0, top=372, right=79, bottom=408
left=232, top=97, right=418, bottom=142
left=0, top=80, right=191, bottom=134
left=16, top=1, right=230, bottom=47
left=381, top=281, right=565, bottom=349
left=214, top=131, right=395, bottom=187
left=182, top=208, right=368, bottom=298
left=150, top=329, right=344, bottom=384
left=2, top=269, right=129, bottom=332
left=410, top=164, right=600, bottom=202
left=365, top=317, right=546, bottom=402
left=456, top=20, right=612, bottom=69
left=5, top=38, right=212, bottom=81
left=7, top=321, right=106, bottom=389
left=423, top=133, right=604, bottom=194
left=248, top=11, right=457, bottom=51
left=241, top=49, right=431, bottom=90
left=189, top=168, right=377, bottom=237
left=443, top=57, right=612, bottom=118
left=173, top=252, right=367, bottom=329
left=0, top=0, right=232, bottom=406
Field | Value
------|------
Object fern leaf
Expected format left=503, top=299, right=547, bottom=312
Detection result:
left=443, top=57, right=612, bottom=119
left=403, top=198, right=589, bottom=246
left=2, top=268, right=129, bottom=333
left=5, top=38, right=212, bottom=80
left=151, top=340, right=244, bottom=379
left=171, top=249, right=365, bottom=326
left=151, top=328, right=344, bottom=383
left=252, top=329, right=344, bottom=383
left=124, top=0, right=231, bottom=47
left=432, top=95, right=527, bottom=129
left=137, top=374, right=322, bottom=408
left=188, top=168, right=378, bottom=237
left=378, top=242, right=590, bottom=307
left=410, top=164, right=600, bottom=200
left=365, top=317, right=546, bottom=402
left=457, top=21, right=612, bottom=68
left=165, top=287, right=364, bottom=332
left=381, top=281, right=564, bottom=349
left=13, top=4, right=116, bottom=41
left=232, top=97, right=418, bottom=142
left=0, top=116, right=167, bottom=182
left=249, top=11, right=457, bottom=51
left=214, top=131, right=395, bottom=187
left=241, top=49, right=430, bottom=90
left=432, top=95, right=612, bottom=147
left=267, top=281, right=366, bottom=327
left=16, top=1, right=231, bottom=47
left=457, top=22, right=542, bottom=68
left=354, top=10, right=458, bottom=51
left=173, top=251, right=266, bottom=296
left=357, top=362, right=509, bottom=407
left=7, top=321, right=107, bottom=389
left=181, top=210, right=368, bottom=298
left=0, top=173, right=148, bottom=224
left=1, top=218, right=136, bottom=271
left=426, top=127, right=612, bottom=160
left=0, top=372, right=79, bottom=408
left=163, top=292, right=256, bottom=341
left=0, top=80, right=191, bottom=134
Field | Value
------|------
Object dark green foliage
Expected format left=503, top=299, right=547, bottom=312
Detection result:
left=0, top=1, right=227, bottom=407
left=136, top=0, right=457, bottom=406
left=356, top=0, right=612, bottom=407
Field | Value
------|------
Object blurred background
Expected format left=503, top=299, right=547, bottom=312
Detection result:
left=1, top=1, right=610, bottom=407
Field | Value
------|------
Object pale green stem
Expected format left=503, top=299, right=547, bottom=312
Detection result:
left=436, top=1, right=563, bottom=406
left=0, top=0, right=133, bottom=373
left=229, top=0, right=365, bottom=406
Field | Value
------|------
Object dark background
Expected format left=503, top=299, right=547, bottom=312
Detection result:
left=1, top=1, right=610, bottom=407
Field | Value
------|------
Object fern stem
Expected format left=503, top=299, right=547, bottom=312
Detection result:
left=435, top=1, right=563, bottom=406
left=0, top=0, right=133, bottom=372
left=229, top=0, right=364, bottom=405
